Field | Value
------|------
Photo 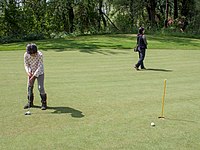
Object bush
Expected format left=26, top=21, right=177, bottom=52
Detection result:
left=0, top=33, right=46, bottom=44
left=113, top=14, right=134, bottom=33
left=0, top=35, right=23, bottom=44
left=149, top=27, right=200, bottom=39
left=22, top=33, right=45, bottom=41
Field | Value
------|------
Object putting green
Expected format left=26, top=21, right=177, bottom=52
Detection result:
left=1, top=35, right=200, bottom=150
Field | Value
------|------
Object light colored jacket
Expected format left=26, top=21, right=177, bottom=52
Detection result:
left=24, top=51, right=44, bottom=77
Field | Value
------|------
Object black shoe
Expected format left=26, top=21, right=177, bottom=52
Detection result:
left=141, top=67, right=146, bottom=70
left=134, top=65, right=139, bottom=70
left=41, top=105, right=47, bottom=110
left=24, top=94, right=34, bottom=109
left=24, top=102, right=33, bottom=109
left=40, top=94, right=47, bottom=110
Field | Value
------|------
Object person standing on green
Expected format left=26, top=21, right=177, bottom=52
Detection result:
left=134, top=27, right=148, bottom=70
left=24, top=43, right=47, bottom=110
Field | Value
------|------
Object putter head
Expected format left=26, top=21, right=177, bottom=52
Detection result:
left=158, top=116, right=165, bottom=120
left=25, top=111, right=31, bottom=115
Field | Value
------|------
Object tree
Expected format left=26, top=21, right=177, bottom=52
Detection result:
left=0, top=0, right=200, bottom=42
left=3, top=0, right=21, bottom=35
left=146, top=0, right=157, bottom=27
left=164, top=0, right=169, bottom=28
left=174, top=0, right=178, bottom=19
left=68, top=2, right=74, bottom=33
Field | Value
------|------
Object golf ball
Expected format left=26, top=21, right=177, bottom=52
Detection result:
left=151, top=122, right=155, bottom=126
left=25, top=111, right=31, bottom=115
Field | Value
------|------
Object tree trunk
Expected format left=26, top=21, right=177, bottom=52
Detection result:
left=98, top=0, right=103, bottom=31
left=164, top=0, right=169, bottom=28
left=68, top=4, right=74, bottom=33
left=146, top=0, right=156, bottom=27
left=102, top=12, right=119, bottom=31
left=174, top=0, right=178, bottom=19
left=180, top=0, right=191, bottom=17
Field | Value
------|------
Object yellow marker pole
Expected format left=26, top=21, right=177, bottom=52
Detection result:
left=159, top=79, right=167, bottom=119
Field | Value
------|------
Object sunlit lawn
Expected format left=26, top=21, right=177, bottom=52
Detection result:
left=0, top=34, right=200, bottom=150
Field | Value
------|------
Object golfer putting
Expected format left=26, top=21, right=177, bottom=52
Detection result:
left=24, top=43, right=47, bottom=113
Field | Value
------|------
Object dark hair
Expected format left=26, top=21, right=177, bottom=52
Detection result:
left=26, top=43, right=37, bottom=54
left=138, top=27, right=145, bottom=34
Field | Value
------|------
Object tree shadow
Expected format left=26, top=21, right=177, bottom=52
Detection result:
left=145, top=68, right=173, bottom=72
left=48, top=106, right=85, bottom=118
left=149, top=35, right=200, bottom=49
left=164, top=117, right=197, bottom=123
left=37, top=37, right=130, bottom=55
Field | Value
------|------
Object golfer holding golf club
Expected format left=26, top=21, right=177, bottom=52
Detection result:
left=24, top=43, right=47, bottom=110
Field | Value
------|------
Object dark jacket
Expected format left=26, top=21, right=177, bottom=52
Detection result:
left=137, top=34, right=148, bottom=49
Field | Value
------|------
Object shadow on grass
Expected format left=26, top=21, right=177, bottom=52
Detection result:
left=32, top=105, right=84, bottom=118
left=149, top=35, right=200, bottom=49
left=145, top=68, right=173, bottom=72
left=164, top=117, right=197, bottom=123
left=48, top=106, right=84, bottom=118
left=38, top=37, right=130, bottom=55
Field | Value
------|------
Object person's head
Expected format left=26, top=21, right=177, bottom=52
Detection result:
left=26, top=43, right=37, bottom=55
left=138, top=27, right=145, bottom=34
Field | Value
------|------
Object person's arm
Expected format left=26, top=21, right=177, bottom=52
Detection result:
left=143, top=35, right=148, bottom=48
left=24, top=53, right=32, bottom=77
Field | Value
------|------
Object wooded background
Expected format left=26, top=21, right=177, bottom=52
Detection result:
left=0, top=0, right=200, bottom=42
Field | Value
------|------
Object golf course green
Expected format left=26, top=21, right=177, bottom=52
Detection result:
left=1, top=34, right=200, bottom=150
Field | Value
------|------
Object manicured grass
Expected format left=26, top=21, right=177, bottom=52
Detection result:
left=0, top=34, right=200, bottom=51
left=0, top=34, right=200, bottom=150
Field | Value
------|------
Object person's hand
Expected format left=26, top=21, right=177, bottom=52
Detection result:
left=29, top=75, right=36, bottom=85
left=28, top=72, right=33, bottom=78
left=28, top=72, right=35, bottom=85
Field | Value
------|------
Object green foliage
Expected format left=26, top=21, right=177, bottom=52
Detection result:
left=3, top=0, right=21, bottom=35
left=22, top=33, right=46, bottom=41
left=150, top=28, right=200, bottom=39
left=0, top=35, right=23, bottom=43
left=113, top=14, right=133, bottom=33
left=0, top=0, right=200, bottom=43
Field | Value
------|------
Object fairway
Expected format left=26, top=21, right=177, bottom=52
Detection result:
left=1, top=35, right=200, bottom=149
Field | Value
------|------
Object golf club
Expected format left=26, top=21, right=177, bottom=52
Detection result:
left=25, top=93, right=31, bottom=115
left=25, top=80, right=32, bottom=115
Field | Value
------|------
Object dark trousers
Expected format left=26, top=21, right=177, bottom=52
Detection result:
left=135, top=48, right=146, bottom=69
left=27, top=74, right=45, bottom=96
